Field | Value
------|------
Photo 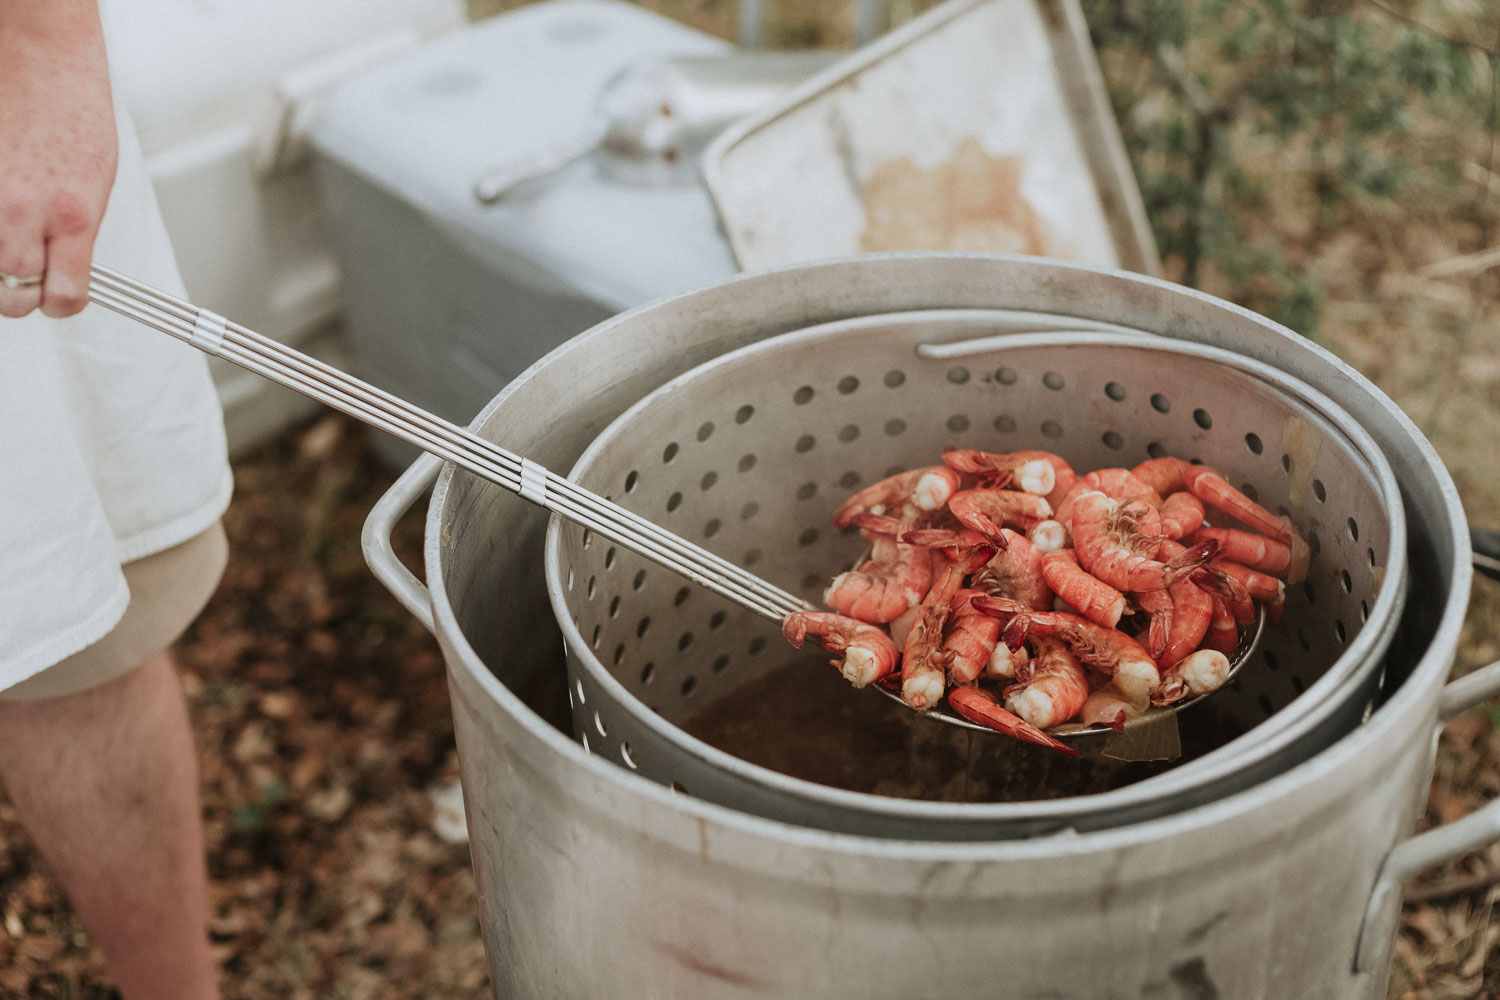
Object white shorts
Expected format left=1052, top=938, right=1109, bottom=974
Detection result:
left=0, top=78, right=233, bottom=690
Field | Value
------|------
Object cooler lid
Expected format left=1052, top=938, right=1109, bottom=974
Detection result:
left=309, top=0, right=735, bottom=309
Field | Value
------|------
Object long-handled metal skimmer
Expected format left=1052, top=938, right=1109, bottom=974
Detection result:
left=88, top=265, right=1265, bottom=741
left=86, top=264, right=809, bottom=624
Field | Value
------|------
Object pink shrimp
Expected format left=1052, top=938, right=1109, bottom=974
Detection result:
left=1136, top=585, right=1213, bottom=669
left=942, top=590, right=1003, bottom=684
left=969, top=528, right=1052, bottom=611
left=1159, top=491, right=1206, bottom=540
left=781, top=611, right=900, bottom=688
left=946, top=684, right=1079, bottom=756
left=888, top=603, right=921, bottom=650
left=1077, top=685, right=1139, bottom=729
left=959, top=450, right=1081, bottom=509
left=1267, top=588, right=1286, bottom=626
left=822, top=513, right=933, bottom=623
left=1179, top=465, right=1309, bottom=581
left=1039, top=548, right=1126, bottom=628
left=832, top=465, right=962, bottom=530
left=1207, top=558, right=1284, bottom=605
left=1134, top=539, right=1215, bottom=666
left=1027, top=519, right=1068, bottom=553
left=1202, top=594, right=1241, bottom=654
left=1072, top=492, right=1219, bottom=592
left=947, top=487, right=1054, bottom=540
left=1129, top=456, right=1193, bottom=498
left=973, top=598, right=1161, bottom=707
left=901, top=527, right=1002, bottom=570
left=899, top=543, right=987, bottom=711
left=1003, top=636, right=1089, bottom=729
left=984, top=639, right=1031, bottom=680
left=1052, top=468, right=1163, bottom=529
left=899, top=603, right=951, bottom=711
left=1030, top=453, right=1079, bottom=511
left=1188, top=525, right=1300, bottom=578
left=1189, top=565, right=1257, bottom=627
left=1152, top=649, right=1232, bottom=707
left=941, top=448, right=1059, bottom=496
left=1132, top=588, right=1172, bottom=660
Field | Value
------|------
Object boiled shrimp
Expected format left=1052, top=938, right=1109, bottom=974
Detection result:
left=1027, top=519, right=1068, bottom=553
left=1052, top=468, right=1163, bottom=530
left=1152, top=649, right=1232, bottom=707
left=1003, top=636, right=1089, bottom=730
left=781, top=611, right=900, bottom=688
left=969, top=527, right=1052, bottom=611
left=1129, top=456, right=1193, bottom=498
left=900, top=544, right=988, bottom=711
left=822, top=513, right=933, bottom=623
left=1072, top=491, right=1218, bottom=592
left=947, top=487, right=1053, bottom=541
left=974, top=597, right=1161, bottom=707
left=1201, top=594, right=1241, bottom=654
left=832, top=465, right=962, bottom=530
left=901, top=526, right=1004, bottom=572
left=1205, top=557, right=1284, bottom=606
left=1188, top=525, right=1299, bottom=578
left=1039, top=548, right=1125, bottom=628
left=1189, top=565, right=1256, bottom=627
left=984, top=639, right=1031, bottom=680
left=946, top=684, right=1078, bottom=756
left=942, top=589, right=1003, bottom=684
left=941, top=448, right=1058, bottom=496
left=1179, top=465, right=1310, bottom=582
left=1133, top=542, right=1215, bottom=667
left=1159, top=491, right=1206, bottom=540
left=1077, top=684, right=1140, bottom=729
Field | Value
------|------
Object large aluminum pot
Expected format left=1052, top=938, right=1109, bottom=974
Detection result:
left=365, top=254, right=1498, bottom=998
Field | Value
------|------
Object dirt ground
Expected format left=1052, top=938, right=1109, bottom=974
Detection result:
left=1, top=1, right=1497, bottom=998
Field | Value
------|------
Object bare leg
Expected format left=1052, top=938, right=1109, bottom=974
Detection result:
left=0, top=650, right=220, bottom=1000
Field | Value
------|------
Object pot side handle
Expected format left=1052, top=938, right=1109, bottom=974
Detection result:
left=361, top=452, right=443, bottom=634
left=1354, top=656, right=1500, bottom=973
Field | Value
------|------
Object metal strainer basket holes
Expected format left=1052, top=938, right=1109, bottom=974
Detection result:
left=549, top=316, right=1400, bottom=826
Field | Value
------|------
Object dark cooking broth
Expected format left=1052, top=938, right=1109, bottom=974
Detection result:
left=681, top=654, right=1256, bottom=803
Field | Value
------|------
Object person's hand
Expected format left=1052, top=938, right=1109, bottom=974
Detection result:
left=0, top=2, right=117, bottom=319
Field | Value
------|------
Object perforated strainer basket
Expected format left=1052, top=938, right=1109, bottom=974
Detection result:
left=544, top=311, right=1407, bottom=839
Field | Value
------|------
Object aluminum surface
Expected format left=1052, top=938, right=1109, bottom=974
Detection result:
left=365, top=253, right=1490, bottom=999
left=473, top=50, right=838, bottom=202
left=703, top=0, right=1159, bottom=275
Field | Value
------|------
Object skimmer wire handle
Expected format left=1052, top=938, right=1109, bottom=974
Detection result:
left=86, top=265, right=806, bottom=624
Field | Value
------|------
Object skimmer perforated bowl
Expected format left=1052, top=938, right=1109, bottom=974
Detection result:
left=544, top=311, right=1407, bottom=838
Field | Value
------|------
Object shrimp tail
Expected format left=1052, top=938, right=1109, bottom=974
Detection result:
left=946, top=685, right=1079, bottom=757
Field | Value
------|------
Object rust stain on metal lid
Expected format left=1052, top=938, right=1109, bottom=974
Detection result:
left=859, top=137, right=1074, bottom=260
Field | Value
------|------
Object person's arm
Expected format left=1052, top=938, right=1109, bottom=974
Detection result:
left=0, top=0, right=116, bottom=319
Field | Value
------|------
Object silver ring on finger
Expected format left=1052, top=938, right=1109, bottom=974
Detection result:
left=0, top=269, right=44, bottom=290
